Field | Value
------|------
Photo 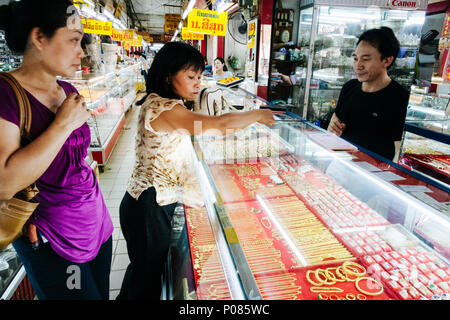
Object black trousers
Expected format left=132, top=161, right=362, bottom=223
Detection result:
left=116, top=188, right=176, bottom=300
left=13, top=236, right=112, bottom=300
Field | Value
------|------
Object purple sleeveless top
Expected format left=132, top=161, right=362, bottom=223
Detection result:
left=0, top=78, right=113, bottom=263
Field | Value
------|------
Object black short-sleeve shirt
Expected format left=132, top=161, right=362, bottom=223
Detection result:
left=334, top=79, right=409, bottom=160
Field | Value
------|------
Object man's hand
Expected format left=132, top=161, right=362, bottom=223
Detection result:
left=327, top=113, right=346, bottom=136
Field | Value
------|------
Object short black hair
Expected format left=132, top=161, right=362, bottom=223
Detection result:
left=357, top=27, right=400, bottom=69
left=0, top=0, right=75, bottom=55
left=146, top=42, right=205, bottom=99
left=214, top=57, right=228, bottom=71
left=134, top=51, right=146, bottom=59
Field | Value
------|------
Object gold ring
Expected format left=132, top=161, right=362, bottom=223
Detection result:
left=357, top=293, right=367, bottom=300
left=346, top=293, right=356, bottom=300
left=355, top=277, right=384, bottom=296
left=318, top=293, right=328, bottom=300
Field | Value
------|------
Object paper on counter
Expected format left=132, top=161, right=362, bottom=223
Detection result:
left=373, top=171, right=406, bottom=182
left=410, top=191, right=450, bottom=213
left=398, top=185, right=433, bottom=193
left=353, top=161, right=382, bottom=172
left=307, top=133, right=358, bottom=151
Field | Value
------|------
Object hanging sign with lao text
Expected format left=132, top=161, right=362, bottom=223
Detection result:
left=112, top=28, right=124, bottom=41
left=82, top=19, right=112, bottom=36
left=182, top=28, right=204, bottom=40
left=165, top=14, right=181, bottom=33
left=187, top=9, right=227, bottom=36
left=123, top=29, right=135, bottom=42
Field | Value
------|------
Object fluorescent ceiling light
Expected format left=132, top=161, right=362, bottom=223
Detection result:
left=405, top=15, right=425, bottom=25
left=103, top=9, right=115, bottom=21
left=256, top=195, right=308, bottom=266
left=96, top=14, right=108, bottom=21
left=171, top=30, right=179, bottom=41
left=81, top=5, right=97, bottom=18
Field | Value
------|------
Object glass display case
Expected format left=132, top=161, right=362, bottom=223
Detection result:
left=268, top=0, right=427, bottom=127
left=63, top=64, right=139, bottom=170
left=165, top=86, right=450, bottom=301
left=0, top=31, right=22, bottom=72
left=399, top=89, right=450, bottom=188
left=0, top=245, right=25, bottom=300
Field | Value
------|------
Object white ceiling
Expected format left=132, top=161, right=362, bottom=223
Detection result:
left=131, top=0, right=183, bottom=15
left=130, top=0, right=184, bottom=34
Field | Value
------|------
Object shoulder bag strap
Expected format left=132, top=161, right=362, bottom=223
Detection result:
left=0, top=72, right=32, bottom=142
left=0, top=73, right=38, bottom=202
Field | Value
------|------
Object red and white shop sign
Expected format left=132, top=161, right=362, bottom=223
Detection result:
left=388, top=0, right=421, bottom=10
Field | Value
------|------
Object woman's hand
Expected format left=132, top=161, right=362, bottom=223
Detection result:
left=256, top=109, right=275, bottom=127
left=327, top=113, right=346, bottom=136
left=0, top=93, right=91, bottom=199
left=53, top=93, right=91, bottom=132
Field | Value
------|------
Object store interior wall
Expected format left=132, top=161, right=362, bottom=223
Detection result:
left=207, top=35, right=216, bottom=66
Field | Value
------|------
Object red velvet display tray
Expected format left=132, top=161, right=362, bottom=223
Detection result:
left=196, top=261, right=398, bottom=300
left=334, top=228, right=450, bottom=300
left=184, top=206, right=231, bottom=300
left=274, top=154, right=390, bottom=229
left=402, top=153, right=450, bottom=179
left=208, top=161, right=295, bottom=203
left=291, top=261, right=396, bottom=300
left=223, top=199, right=354, bottom=272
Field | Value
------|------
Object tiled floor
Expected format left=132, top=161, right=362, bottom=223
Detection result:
left=97, top=94, right=144, bottom=300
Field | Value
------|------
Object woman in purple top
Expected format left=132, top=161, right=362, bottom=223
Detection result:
left=0, top=0, right=113, bottom=299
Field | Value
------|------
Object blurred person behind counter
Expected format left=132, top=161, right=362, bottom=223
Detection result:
left=213, top=57, right=233, bottom=81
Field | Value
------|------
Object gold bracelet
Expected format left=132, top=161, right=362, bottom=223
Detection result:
left=355, top=277, right=384, bottom=296
left=306, top=270, right=323, bottom=286
left=323, top=269, right=338, bottom=283
left=334, top=266, right=348, bottom=282
left=315, top=269, right=336, bottom=285
left=310, top=286, right=343, bottom=293
left=342, top=261, right=366, bottom=277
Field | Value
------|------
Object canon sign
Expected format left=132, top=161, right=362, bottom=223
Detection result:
left=389, top=0, right=419, bottom=9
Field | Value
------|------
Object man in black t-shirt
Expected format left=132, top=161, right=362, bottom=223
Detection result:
left=327, top=27, right=410, bottom=161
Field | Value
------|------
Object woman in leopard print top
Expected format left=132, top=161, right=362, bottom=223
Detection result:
left=117, top=42, right=274, bottom=300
